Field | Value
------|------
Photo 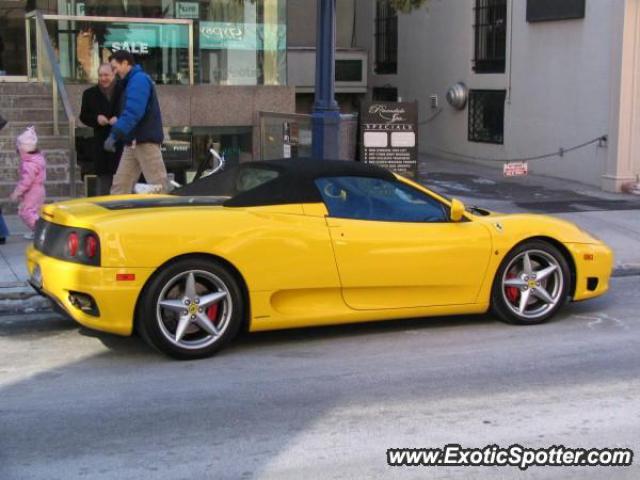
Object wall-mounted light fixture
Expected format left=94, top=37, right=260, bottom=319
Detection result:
left=446, top=82, right=468, bottom=110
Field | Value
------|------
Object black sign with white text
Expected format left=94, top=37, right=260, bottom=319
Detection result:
left=360, top=101, right=418, bottom=177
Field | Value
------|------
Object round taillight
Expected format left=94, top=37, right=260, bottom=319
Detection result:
left=85, top=235, right=98, bottom=259
left=67, top=232, right=79, bottom=257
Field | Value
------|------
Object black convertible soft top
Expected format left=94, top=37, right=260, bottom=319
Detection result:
left=174, top=158, right=396, bottom=207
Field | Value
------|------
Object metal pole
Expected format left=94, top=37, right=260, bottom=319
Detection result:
left=188, top=21, right=194, bottom=85
left=311, top=0, right=341, bottom=160
left=69, top=117, right=76, bottom=197
left=53, top=78, right=59, bottom=135
left=35, top=20, right=43, bottom=81
left=25, top=18, right=32, bottom=79
left=258, top=112, right=264, bottom=160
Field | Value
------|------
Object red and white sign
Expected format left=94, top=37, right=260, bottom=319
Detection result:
left=503, top=162, right=529, bottom=177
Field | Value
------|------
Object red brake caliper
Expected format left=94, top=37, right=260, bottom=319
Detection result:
left=505, top=273, right=520, bottom=303
left=207, top=303, right=219, bottom=325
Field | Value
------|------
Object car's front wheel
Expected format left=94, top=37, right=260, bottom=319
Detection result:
left=138, top=258, right=244, bottom=359
left=491, top=240, right=571, bottom=325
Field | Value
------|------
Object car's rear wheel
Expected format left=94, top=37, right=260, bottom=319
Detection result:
left=138, top=258, right=243, bottom=359
left=491, top=240, right=570, bottom=325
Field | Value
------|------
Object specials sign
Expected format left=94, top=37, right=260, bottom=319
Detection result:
left=360, top=101, right=418, bottom=177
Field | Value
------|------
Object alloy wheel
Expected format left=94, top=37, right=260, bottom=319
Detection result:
left=155, top=270, right=232, bottom=350
left=501, top=249, right=564, bottom=321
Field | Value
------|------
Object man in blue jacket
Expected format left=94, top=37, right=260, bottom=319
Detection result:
left=104, top=51, right=168, bottom=194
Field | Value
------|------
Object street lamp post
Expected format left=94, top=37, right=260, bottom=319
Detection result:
left=312, top=0, right=341, bottom=160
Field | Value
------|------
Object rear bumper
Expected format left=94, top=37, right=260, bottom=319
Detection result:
left=567, top=242, right=614, bottom=301
left=26, top=246, right=155, bottom=336
left=29, top=278, right=76, bottom=321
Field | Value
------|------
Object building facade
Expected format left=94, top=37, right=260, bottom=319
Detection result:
left=0, top=0, right=368, bottom=174
left=0, top=0, right=294, bottom=174
left=287, top=0, right=368, bottom=114
left=4, top=0, right=639, bottom=192
left=355, top=0, right=640, bottom=192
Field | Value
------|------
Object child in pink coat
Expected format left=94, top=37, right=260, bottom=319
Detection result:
left=10, top=127, right=46, bottom=233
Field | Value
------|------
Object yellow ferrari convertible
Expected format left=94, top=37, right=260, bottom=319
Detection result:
left=26, top=160, right=612, bottom=359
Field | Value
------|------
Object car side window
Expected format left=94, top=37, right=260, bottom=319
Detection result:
left=315, top=176, right=449, bottom=223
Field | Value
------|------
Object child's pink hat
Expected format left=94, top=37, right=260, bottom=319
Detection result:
left=16, top=126, right=38, bottom=153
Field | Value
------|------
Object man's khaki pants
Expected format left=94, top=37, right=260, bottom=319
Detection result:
left=110, top=143, right=168, bottom=195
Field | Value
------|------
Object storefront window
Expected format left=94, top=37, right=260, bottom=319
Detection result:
left=26, top=0, right=286, bottom=85
left=198, top=0, right=287, bottom=85
left=35, top=16, right=191, bottom=84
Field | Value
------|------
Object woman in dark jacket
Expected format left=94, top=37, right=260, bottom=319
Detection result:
left=79, top=63, right=123, bottom=195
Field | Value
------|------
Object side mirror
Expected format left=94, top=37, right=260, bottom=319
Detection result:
left=450, top=198, right=465, bottom=222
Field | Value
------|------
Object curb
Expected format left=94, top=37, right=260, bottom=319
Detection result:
left=1, top=264, right=639, bottom=316
left=0, top=283, right=53, bottom=315
left=0, top=284, right=39, bottom=300
left=0, top=296, right=53, bottom=314
left=612, top=265, right=640, bottom=278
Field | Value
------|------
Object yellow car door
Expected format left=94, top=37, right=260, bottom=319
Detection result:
left=317, top=176, right=493, bottom=310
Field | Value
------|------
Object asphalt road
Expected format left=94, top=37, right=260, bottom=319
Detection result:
left=1, top=277, right=638, bottom=480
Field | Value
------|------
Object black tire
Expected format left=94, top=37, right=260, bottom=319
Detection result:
left=138, top=258, right=244, bottom=359
left=491, top=240, right=570, bottom=325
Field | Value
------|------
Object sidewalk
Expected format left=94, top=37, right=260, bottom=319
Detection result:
left=0, top=215, right=51, bottom=313
left=1, top=156, right=639, bottom=314
left=419, top=155, right=640, bottom=214
left=419, top=155, right=640, bottom=273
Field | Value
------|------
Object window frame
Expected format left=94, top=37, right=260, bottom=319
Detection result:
left=315, top=176, right=451, bottom=224
left=468, top=89, right=506, bottom=145
left=372, top=86, right=398, bottom=102
left=473, top=0, right=507, bottom=74
left=526, top=0, right=586, bottom=23
left=374, top=0, right=398, bottom=75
